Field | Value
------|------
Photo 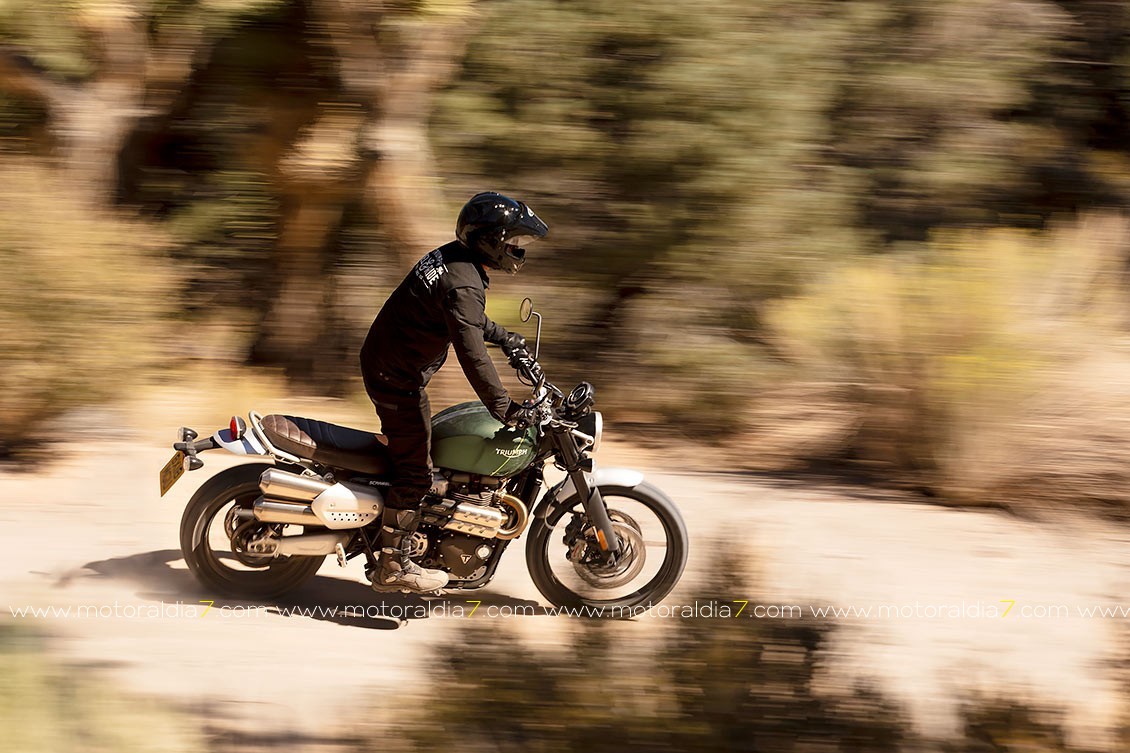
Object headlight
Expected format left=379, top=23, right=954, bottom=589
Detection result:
left=576, top=411, right=603, bottom=452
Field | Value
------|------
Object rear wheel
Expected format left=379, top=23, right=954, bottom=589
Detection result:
left=179, top=463, right=325, bottom=599
left=526, top=482, right=688, bottom=611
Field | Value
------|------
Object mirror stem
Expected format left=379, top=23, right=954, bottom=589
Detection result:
left=532, top=310, right=543, bottom=360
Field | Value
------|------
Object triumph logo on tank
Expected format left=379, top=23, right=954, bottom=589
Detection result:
left=494, top=447, right=525, bottom=458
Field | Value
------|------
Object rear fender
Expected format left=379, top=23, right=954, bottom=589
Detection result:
left=172, top=419, right=268, bottom=474
left=211, top=426, right=268, bottom=456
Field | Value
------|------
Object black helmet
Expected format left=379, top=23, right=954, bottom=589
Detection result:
left=456, top=191, right=548, bottom=274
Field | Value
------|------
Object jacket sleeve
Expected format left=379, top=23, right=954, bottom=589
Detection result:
left=482, top=314, right=508, bottom=346
left=443, top=286, right=512, bottom=420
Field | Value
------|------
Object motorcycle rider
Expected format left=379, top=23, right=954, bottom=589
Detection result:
left=359, top=191, right=549, bottom=593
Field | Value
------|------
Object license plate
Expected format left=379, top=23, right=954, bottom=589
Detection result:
left=159, top=451, right=186, bottom=497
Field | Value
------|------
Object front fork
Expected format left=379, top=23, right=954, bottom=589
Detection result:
left=553, top=431, right=622, bottom=558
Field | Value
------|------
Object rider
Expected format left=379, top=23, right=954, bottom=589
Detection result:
left=359, top=191, right=549, bottom=593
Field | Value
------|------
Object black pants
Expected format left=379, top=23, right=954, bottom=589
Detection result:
left=365, top=375, right=432, bottom=511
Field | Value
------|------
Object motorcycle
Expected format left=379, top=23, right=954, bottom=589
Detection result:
left=163, top=298, right=688, bottom=609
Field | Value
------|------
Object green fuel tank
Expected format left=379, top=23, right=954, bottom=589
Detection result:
left=430, top=401, right=538, bottom=477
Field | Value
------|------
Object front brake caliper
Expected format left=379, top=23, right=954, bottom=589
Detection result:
left=562, top=514, right=588, bottom=560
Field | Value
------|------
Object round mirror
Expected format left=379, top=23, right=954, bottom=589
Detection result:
left=519, top=297, right=534, bottom=322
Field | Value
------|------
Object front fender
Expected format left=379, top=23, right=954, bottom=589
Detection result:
left=534, top=466, right=646, bottom=520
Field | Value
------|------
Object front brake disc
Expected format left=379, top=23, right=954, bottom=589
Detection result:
left=572, top=519, right=647, bottom=590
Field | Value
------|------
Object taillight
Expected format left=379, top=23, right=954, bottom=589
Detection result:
left=230, top=416, right=246, bottom=440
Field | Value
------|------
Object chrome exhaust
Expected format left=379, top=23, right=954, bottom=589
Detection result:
left=253, top=497, right=319, bottom=526
left=495, top=492, right=529, bottom=540
left=275, top=531, right=352, bottom=556
left=256, top=469, right=384, bottom=529
left=259, top=468, right=332, bottom=502
left=444, top=502, right=506, bottom=538
left=244, top=529, right=353, bottom=557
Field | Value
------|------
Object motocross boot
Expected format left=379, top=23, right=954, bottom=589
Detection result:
left=370, top=508, right=449, bottom=594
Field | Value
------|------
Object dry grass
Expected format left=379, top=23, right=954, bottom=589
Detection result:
left=765, top=214, right=1130, bottom=504
left=0, top=160, right=172, bottom=455
left=0, top=623, right=204, bottom=752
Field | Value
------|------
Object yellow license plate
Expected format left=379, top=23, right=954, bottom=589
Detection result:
left=159, top=451, right=186, bottom=497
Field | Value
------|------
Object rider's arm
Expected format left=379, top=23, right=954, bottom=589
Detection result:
left=443, top=286, right=513, bottom=421
left=482, top=314, right=508, bottom=346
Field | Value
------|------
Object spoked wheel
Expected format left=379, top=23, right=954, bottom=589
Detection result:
left=526, top=482, right=688, bottom=611
left=179, top=463, right=325, bottom=599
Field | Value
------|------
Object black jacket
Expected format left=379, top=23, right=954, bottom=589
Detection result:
left=360, top=241, right=512, bottom=420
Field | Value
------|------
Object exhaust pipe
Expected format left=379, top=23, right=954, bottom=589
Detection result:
left=253, top=498, right=319, bottom=526
left=444, top=502, right=506, bottom=538
left=259, top=468, right=331, bottom=502
left=244, top=530, right=353, bottom=557
left=275, top=531, right=351, bottom=556
left=254, top=469, right=328, bottom=525
left=255, top=468, right=384, bottom=529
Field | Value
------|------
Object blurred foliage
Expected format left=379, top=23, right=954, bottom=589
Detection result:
left=432, top=0, right=872, bottom=432
left=387, top=621, right=904, bottom=753
left=769, top=214, right=1130, bottom=498
left=434, top=0, right=868, bottom=306
left=357, top=549, right=1105, bottom=752
left=941, top=700, right=1088, bottom=753
left=0, top=0, right=286, bottom=79
left=830, top=0, right=1108, bottom=239
left=431, top=0, right=1130, bottom=466
left=377, top=549, right=907, bottom=753
left=0, top=161, right=171, bottom=455
left=2, top=0, right=1130, bottom=502
left=0, top=601, right=1109, bottom=753
left=0, top=622, right=205, bottom=752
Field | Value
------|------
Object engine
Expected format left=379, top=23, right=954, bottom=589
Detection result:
left=415, top=474, right=529, bottom=580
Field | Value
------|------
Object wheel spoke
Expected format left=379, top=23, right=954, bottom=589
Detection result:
left=533, top=490, right=686, bottom=608
left=182, top=463, right=326, bottom=599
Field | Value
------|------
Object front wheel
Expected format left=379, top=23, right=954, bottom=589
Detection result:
left=180, top=463, right=325, bottom=599
left=525, top=482, right=688, bottom=611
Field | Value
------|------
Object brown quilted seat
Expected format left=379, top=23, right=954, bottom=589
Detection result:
left=261, top=414, right=391, bottom=476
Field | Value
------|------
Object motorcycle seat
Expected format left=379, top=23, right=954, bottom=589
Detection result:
left=260, top=414, right=391, bottom=476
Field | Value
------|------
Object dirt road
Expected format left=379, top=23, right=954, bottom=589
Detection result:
left=3, top=404, right=1130, bottom=747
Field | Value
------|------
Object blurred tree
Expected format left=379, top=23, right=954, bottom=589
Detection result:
left=435, top=0, right=1130, bottom=437
left=828, top=0, right=1116, bottom=241
left=0, top=0, right=282, bottom=199
left=434, top=0, right=869, bottom=429
left=0, top=0, right=481, bottom=386
left=248, top=0, right=479, bottom=382
left=6, top=0, right=1130, bottom=459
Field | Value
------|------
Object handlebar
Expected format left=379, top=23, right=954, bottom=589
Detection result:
left=508, top=347, right=543, bottom=387
left=508, top=348, right=564, bottom=421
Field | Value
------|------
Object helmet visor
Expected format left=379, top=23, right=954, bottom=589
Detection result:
left=501, top=229, right=541, bottom=248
